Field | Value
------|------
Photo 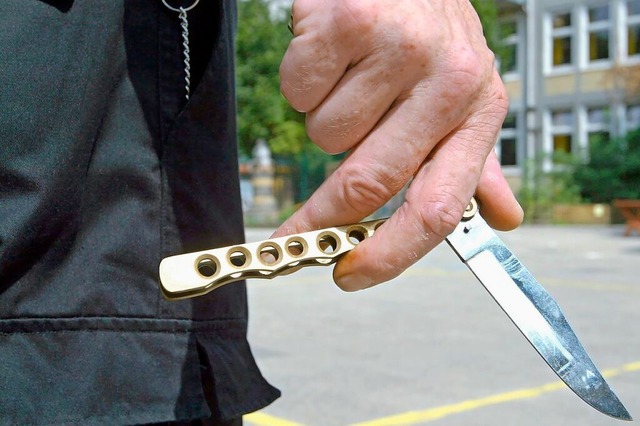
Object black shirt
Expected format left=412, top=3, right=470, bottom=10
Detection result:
left=0, top=1, right=279, bottom=423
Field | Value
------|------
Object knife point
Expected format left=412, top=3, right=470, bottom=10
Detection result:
left=607, top=404, right=633, bottom=422
left=448, top=215, right=633, bottom=422
left=582, top=385, right=633, bottom=421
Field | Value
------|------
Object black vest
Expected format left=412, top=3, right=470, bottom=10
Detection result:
left=0, top=1, right=280, bottom=423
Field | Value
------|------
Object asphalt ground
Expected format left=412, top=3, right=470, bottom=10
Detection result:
left=240, top=224, right=640, bottom=426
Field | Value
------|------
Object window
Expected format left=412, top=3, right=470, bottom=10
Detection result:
left=587, top=4, right=610, bottom=62
left=551, top=110, right=574, bottom=155
left=628, top=0, right=640, bottom=57
left=586, top=107, right=610, bottom=147
left=551, top=11, right=573, bottom=67
left=500, top=20, right=518, bottom=74
left=499, top=114, right=518, bottom=166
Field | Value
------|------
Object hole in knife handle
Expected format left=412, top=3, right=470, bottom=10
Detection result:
left=346, top=226, right=367, bottom=245
left=317, top=232, right=340, bottom=254
left=228, top=247, right=251, bottom=268
left=258, top=242, right=282, bottom=266
left=285, top=237, right=307, bottom=257
left=196, top=256, right=219, bottom=278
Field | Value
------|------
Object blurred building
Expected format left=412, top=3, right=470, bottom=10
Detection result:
left=497, top=0, right=640, bottom=191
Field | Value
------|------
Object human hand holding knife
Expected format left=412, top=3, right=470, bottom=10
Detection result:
left=160, top=0, right=632, bottom=419
left=159, top=198, right=632, bottom=421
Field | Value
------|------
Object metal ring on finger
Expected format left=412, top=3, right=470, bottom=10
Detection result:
left=288, top=10, right=294, bottom=34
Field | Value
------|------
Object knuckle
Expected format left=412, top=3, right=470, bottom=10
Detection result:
left=280, top=63, right=316, bottom=112
left=416, top=197, right=465, bottom=239
left=444, top=46, right=493, bottom=97
left=335, top=163, right=405, bottom=214
left=305, top=111, right=364, bottom=154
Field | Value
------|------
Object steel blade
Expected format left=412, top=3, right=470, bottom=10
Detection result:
left=446, top=213, right=632, bottom=421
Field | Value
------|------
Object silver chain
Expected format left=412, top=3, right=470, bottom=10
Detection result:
left=161, top=0, right=201, bottom=101
left=178, top=7, right=191, bottom=100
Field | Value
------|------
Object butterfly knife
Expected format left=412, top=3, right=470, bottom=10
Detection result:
left=159, top=198, right=632, bottom=421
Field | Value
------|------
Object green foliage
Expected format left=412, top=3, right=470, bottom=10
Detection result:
left=469, top=1, right=519, bottom=76
left=236, top=0, right=307, bottom=156
left=470, top=0, right=501, bottom=53
left=518, top=153, right=582, bottom=223
left=573, top=129, right=640, bottom=203
left=518, top=129, right=640, bottom=222
left=279, top=145, right=345, bottom=202
left=236, top=0, right=340, bottom=202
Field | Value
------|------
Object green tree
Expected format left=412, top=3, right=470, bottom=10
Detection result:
left=236, top=0, right=307, bottom=156
left=518, top=153, right=582, bottom=223
left=236, top=0, right=337, bottom=201
left=470, top=0, right=500, bottom=52
left=573, top=129, right=640, bottom=203
left=470, top=1, right=516, bottom=75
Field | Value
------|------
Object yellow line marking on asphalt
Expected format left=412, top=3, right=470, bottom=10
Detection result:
left=242, top=361, right=639, bottom=426
left=244, top=411, right=304, bottom=426
left=350, top=360, right=640, bottom=426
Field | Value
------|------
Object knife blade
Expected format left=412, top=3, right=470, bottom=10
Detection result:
left=446, top=198, right=632, bottom=421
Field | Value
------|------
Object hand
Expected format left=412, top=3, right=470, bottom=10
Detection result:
left=274, top=0, right=523, bottom=291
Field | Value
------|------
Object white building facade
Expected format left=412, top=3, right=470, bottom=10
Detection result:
left=497, top=0, right=640, bottom=189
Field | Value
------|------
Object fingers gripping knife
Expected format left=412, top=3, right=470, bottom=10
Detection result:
left=159, top=198, right=633, bottom=420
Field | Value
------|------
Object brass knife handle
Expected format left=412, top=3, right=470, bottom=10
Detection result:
left=159, top=198, right=478, bottom=301
left=159, top=218, right=387, bottom=300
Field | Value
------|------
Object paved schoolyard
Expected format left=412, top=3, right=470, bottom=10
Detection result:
left=242, top=224, right=640, bottom=426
